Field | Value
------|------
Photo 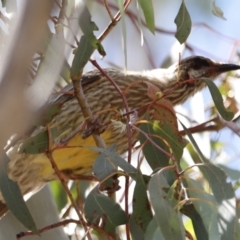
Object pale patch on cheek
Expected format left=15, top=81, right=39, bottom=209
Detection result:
left=188, top=68, right=206, bottom=78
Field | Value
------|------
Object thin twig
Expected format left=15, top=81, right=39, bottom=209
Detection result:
left=96, top=0, right=175, bottom=37
left=130, top=123, right=175, bottom=160
left=16, top=219, right=80, bottom=240
left=103, top=0, right=114, bottom=21
left=95, top=2, right=132, bottom=239
left=71, top=79, right=107, bottom=149
left=89, top=59, right=133, bottom=239
left=54, top=0, right=79, bottom=43
left=98, top=0, right=132, bottom=42
left=45, top=126, right=91, bottom=239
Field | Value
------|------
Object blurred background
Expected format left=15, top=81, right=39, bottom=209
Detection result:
left=0, top=0, right=240, bottom=239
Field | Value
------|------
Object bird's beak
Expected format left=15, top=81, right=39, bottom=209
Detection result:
left=216, top=63, right=240, bottom=73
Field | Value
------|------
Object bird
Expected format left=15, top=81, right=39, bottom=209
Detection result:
left=1, top=55, right=240, bottom=217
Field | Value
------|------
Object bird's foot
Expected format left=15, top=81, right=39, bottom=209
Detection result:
left=82, top=117, right=106, bottom=139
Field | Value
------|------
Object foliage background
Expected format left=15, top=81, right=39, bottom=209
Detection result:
left=0, top=0, right=240, bottom=239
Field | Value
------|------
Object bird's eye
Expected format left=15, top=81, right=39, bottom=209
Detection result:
left=193, top=59, right=211, bottom=69
left=193, top=63, right=201, bottom=69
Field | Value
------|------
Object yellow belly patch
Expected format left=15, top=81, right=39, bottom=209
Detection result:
left=33, top=130, right=112, bottom=178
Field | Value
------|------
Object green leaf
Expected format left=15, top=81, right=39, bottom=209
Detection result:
left=212, top=0, right=227, bottom=21
left=197, top=164, right=238, bottom=239
left=180, top=121, right=208, bottom=163
left=202, top=78, right=234, bottom=121
left=79, top=6, right=105, bottom=56
left=148, top=171, right=185, bottom=239
left=88, top=145, right=137, bottom=175
left=181, top=204, right=209, bottom=240
left=139, top=121, right=181, bottom=185
left=137, top=0, right=155, bottom=34
left=84, top=187, right=128, bottom=234
left=184, top=177, right=219, bottom=239
left=71, top=35, right=94, bottom=80
left=153, top=121, right=186, bottom=160
left=93, top=145, right=118, bottom=180
left=165, top=180, right=181, bottom=208
left=197, top=164, right=234, bottom=203
left=18, top=131, right=50, bottom=154
left=129, top=216, right=144, bottom=240
left=132, top=170, right=152, bottom=231
left=0, top=153, right=38, bottom=233
left=217, top=164, right=240, bottom=180
left=18, top=127, right=65, bottom=154
left=139, top=121, right=170, bottom=170
left=145, top=217, right=165, bottom=240
left=174, top=1, right=192, bottom=44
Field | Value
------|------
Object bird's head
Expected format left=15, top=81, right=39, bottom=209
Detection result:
left=161, top=56, right=240, bottom=105
left=177, top=56, right=240, bottom=81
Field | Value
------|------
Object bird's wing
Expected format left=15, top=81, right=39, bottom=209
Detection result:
left=49, top=69, right=104, bottom=105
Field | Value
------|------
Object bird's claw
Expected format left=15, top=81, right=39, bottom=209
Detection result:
left=82, top=117, right=106, bottom=139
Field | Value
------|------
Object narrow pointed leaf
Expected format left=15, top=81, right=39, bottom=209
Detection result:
left=145, top=217, right=165, bottom=240
left=153, top=121, right=187, bottom=160
left=212, top=0, right=227, bottom=20
left=79, top=6, right=105, bottom=56
left=174, top=1, right=192, bottom=44
left=18, top=127, right=63, bottom=154
left=185, top=177, right=219, bottom=239
left=180, top=121, right=208, bottom=163
left=181, top=204, right=209, bottom=240
left=139, top=121, right=170, bottom=170
left=129, top=216, right=144, bottom=240
left=197, top=164, right=237, bottom=239
left=137, top=0, right=155, bottom=33
left=139, top=120, right=180, bottom=185
left=84, top=188, right=128, bottom=234
left=202, top=78, right=234, bottom=120
left=132, top=170, right=152, bottom=231
left=148, top=171, right=185, bottom=239
left=71, top=35, right=94, bottom=80
left=89, top=145, right=137, bottom=174
left=217, top=164, right=240, bottom=180
left=0, top=153, right=38, bottom=233
left=18, top=130, right=50, bottom=154
left=93, top=145, right=118, bottom=180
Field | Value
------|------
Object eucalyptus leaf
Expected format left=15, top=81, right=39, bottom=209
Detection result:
left=148, top=171, right=185, bottom=239
left=89, top=145, right=137, bottom=175
left=71, top=35, right=94, bottom=80
left=84, top=188, right=128, bottom=235
left=174, top=1, right=192, bottom=44
left=79, top=6, right=105, bottom=56
left=132, top=170, right=152, bottom=231
left=137, top=0, right=155, bottom=33
left=0, top=153, right=38, bottom=233
left=202, top=78, right=234, bottom=121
